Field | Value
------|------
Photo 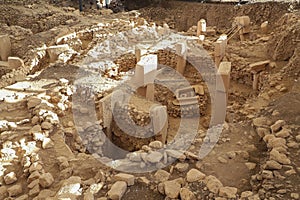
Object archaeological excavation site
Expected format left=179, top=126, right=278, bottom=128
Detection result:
left=0, top=0, right=300, bottom=199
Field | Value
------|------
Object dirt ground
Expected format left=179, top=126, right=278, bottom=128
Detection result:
left=0, top=0, right=299, bottom=200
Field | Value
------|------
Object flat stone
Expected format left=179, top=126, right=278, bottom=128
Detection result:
left=186, top=169, right=206, bottom=182
left=295, top=135, right=300, bottom=142
left=114, top=173, right=135, bottom=186
left=15, top=194, right=29, bottom=200
left=219, top=186, right=237, bottom=199
left=164, top=180, right=181, bottom=199
left=107, top=181, right=127, bottom=200
left=267, top=137, right=286, bottom=149
left=241, top=191, right=253, bottom=198
left=262, top=170, right=274, bottom=179
left=154, top=170, right=170, bottom=182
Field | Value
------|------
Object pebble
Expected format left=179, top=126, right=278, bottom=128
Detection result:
left=164, top=180, right=181, bottom=199
left=291, top=193, right=299, bottom=199
left=270, top=149, right=291, bottom=165
left=39, top=173, right=54, bottom=188
left=146, top=151, right=163, bottom=163
left=113, top=173, right=135, bottom=186
left=175, top=163, right=189, bottom=172
left=107, top=181, right=127, bottom=200
left=154, top=170, right=170, bottom=182
left=149, top=141, right=163, bottom=149
left=180, top=187, right=196, bottom=200
left=271, top=120, right=286, bottom=133
left=204, top=175, right=223, bottom=194
left=186, top=169, right=206, bottom=182
left=219, top=186, right=237, bottom=199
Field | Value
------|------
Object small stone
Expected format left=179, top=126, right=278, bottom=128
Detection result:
left=164, top=180, right=181, bottom=199
left=165, top=149, right=184, bottom=159
left=28, top=171, right=41, bottom=183
left=186, top=169, right=206, bottom=182
left=226, top=151, right=236, bottom=159
left=146, top=151, right=163, bottom=163
left=31, top=116, right=39, bottom=125
left=245, top=162, right=256, bottom=170
left=15, top=194, right=29, bottom=200
left=154, top=170, right=170, bottom=182
left=256, top=127, right=270, bottom=138
left=149, top=141, right=163, bottom=149
left=285, top=169, right=296, bottom=176
left=270, top=149, right=291, bottom=165
left=137, top=177, right=150, bottom=185
left=265, top=160, right=282, bottom=170
left=175, top=163, right=189, bottom=172
left=4, top=172, right=17, bottom=184
left=41, top=121, right=52, bottom=130
left=204, top=175, right=223, bottom=194
left=271, top=120, right=285, bottom=133
left=114, top=173, right=135, bottom=186
left=0, top=186, right=8, bottom=198
left=217, top=156, right=228, bottom=164
left=107, top=181, right=127, bottom=200
left=241, top=191, right=253, bottom=198
left=291, top=193, right=299, bottom=199
left=27, top=98, right=42, bottom=109
left=127, top=152, right=141, bottom=162
left=262, top=170, right=274, bottom=179
left=29, top=184, right=40, bottom=196
left=253, top=117, right=271, bottom=127
left=295, top=135, right=300, bottom=142
left=219, top=186, right=237, bottom=199
left=39, top=173, right=54, bottom=188
left=275, top=128, right=291, bottom=138
left=7, top=184, right=22, bottom=197
left=180, top=187, right=196, bottom=200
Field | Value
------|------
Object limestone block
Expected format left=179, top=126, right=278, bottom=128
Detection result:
left=0, top=35, right=11, bottom=61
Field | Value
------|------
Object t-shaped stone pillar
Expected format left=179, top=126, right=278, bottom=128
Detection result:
left=249, top=60, right=270, bottom=91
left=197, top=19, right=206, bottom=37
left=134, top=54, right=158, bottom=101
left=214, top=35, right=227, bottom=68
left=0, top=35, right=12, bottom=61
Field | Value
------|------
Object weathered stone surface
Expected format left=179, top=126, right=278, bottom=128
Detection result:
left=175, top=163, right=189, bottom=172
left=186, top=169, right=206, bottom=182
left=219, top=186, right=237, bottom=199
left=149, top=141, right=163, bottom=149
left=7, top=184, right=22, bottom=197
left=39, top=173, right=54, bottom=188
left=27, top=98, right=42, bottom=109
left=114, top=173, right=135, bottom=186
left=245, top=162, right=256, bottom=170
left=262, top=170, right=274, bottom=179
left=0, top=35, right=11, bottom=61
left=204, top=175, right=223, bottom=194
left=275, top=128, right=291, bottom=138
left=265, top=160, right=282, bottom=170
left=107, top=181, right=127, bottom=200
left=256, top=127, right=270, bottom=138
left=267, top=137, right=286, bottom=148
left=0, top=186, right=8, bottom=199
left=154, top=170, right=170, bottom=182
left=270, top=149, right=291, bottom=165
left=240, top=191, right=253, bottom=198
left=180, top=187, right=196, bottom=200
left=41, top=121, right=52, bottom=130
left=253, top=117, right=271, bottom=127
left=146, top=151, right=163, bottom=163
left=271, top=120, right=285, bottom=133
left=4, top=172, right=17, bottom=184
left=164, top=180, right=181, bottom=199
